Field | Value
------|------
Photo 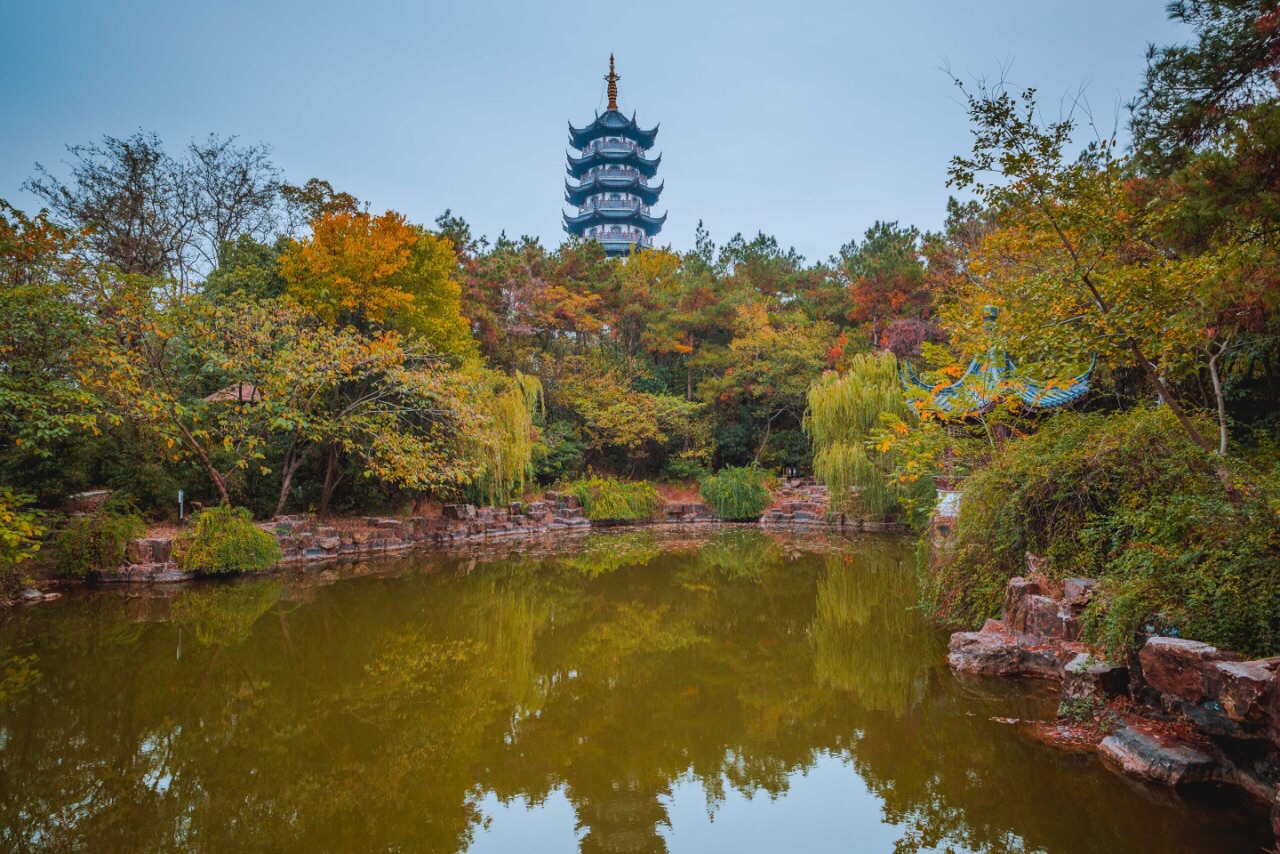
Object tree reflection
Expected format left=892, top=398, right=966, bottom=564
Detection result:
left=0, top=532, right=1268, bottom=853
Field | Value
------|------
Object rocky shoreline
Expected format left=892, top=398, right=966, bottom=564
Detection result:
left=949, top=560, right=1280, bottom=841
left=38, top=478, right=898, bottom=590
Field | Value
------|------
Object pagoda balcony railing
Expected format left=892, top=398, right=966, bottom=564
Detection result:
left=580, top=167, right=647, bottom=184
left=582, top=199, right=643, bottom=212
left=582, top=140, right=640, bottom=155
left=595, top=230, right=652, bottom=245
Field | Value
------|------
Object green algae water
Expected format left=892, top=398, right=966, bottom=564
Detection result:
left=0, top=528, right=1270, bottom=853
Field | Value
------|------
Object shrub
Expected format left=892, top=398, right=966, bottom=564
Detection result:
left=55, top=503, right=144, bottom=578
left=179, top=505, right=281, bottom=575
left=927, top=406, right=1280, bottom=657
left=562, top=477, right=661, bottom=523
left=0, top=490, right=45, bottom=595
left=700, top=466, right=774, bottom=521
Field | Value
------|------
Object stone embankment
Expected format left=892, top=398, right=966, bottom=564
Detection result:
left=949, top=559, right=1280, bottom=839
left=761, top=477, right=907, bottom=532
left=19, top=481, right=901, bottom=598
left=101, top=492, right=592, bottom=584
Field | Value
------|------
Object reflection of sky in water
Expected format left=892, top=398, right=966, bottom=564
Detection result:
left=473, top=756, right=984, bottom=854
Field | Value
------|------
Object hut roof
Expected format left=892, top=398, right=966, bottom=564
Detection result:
left=203, top=382, right=263, bottom=404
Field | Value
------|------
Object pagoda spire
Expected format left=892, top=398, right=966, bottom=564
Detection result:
left=605, top=54, right=620, bottom=111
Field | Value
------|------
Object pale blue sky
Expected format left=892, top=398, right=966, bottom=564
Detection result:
left=1, top=1, right=1183, bottom=262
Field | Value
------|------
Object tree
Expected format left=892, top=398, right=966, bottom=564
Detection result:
left=944, top=81, right=1240, bottom=465
left=804, top=352, right=927, bottom=521
left=1130, top=0, right=1280, bottom=173
left=0, top=202, right=99, bottom=451
left=279, top=210, right=476, bottom=360
left=24, top=132, right=283, bottom=288
left=703, top=303, right=835, bottom=466
left=837, top=221, right=930, bottom=347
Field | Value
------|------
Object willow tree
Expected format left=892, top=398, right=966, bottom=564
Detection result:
left=472, top=371, right=542, bottom=507
left=803, top=351, right=924, bottom=521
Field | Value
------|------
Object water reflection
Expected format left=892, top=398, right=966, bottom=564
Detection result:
left=0, top=529, right=1269, bottom=853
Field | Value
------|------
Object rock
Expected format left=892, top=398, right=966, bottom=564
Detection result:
left=948, top=621, right=1023, bottom=676
left=318, top=537, right=340, bottom=550
left=1024, top=594, right=1064, bottom=639
left=303, top=547, right=325, bottom=559
left=1098, top=726, right=1219, bottom=786
left=1003, top=577, right=1043, bottom=633
left=152, top=538, right=173, bottom=563
left=1140, top=637, right=1235, bottom=704
left=125, top=539, right=151, bottom=565
left=151, top=569, right=191, bottom=583
left=1063, top=653, right=1129, bottom=701
left=1211, top=660, right=1275, bottom=724
left=19, top=588, right=43, bottom=601
left=1063, top=578, right=1097, bottom=608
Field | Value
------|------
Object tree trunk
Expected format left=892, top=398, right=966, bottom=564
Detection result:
left=1129, top=340, right=1235, bottom=490
left=1208, top=343, right=1230, bottom=457
left=318, top=442, right=339, bottom=520
left=272, top=436, right=308, bottom=517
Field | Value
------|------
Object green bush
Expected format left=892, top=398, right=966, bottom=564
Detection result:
left=700, top=466, right=774, bottom=521
left=927, top=406, right=1280, bottom=657
left=179, top=505, right=281, bottom=575
left=562, top=477, right=661, bottom=523
left=55, top=504, right=144, bottom=578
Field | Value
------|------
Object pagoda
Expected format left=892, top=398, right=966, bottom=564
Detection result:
left=563, top=55, right=666, bottom=256
left=902, top=307, right=1095, bottom=415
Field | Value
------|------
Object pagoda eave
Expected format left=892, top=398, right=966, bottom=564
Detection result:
left=562, top=209, right=667, bottom=234
left=566, top=149, right=661, bottom=179
left=565, top=177, right=663, bottom=206
left=568, top=111, right=659, bottom=148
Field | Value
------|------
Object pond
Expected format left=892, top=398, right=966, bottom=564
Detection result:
left=0, top=527, right=1270, bottom=852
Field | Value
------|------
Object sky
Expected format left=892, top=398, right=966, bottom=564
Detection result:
left=0, top=0, right=1186, bottom=263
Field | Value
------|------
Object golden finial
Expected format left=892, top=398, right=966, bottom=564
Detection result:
left=605, top=54, right=620, bottom=111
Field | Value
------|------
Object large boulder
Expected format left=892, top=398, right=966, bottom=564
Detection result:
left=1063, top=578, right=1097, bottom=609
left=949, top=620, right=1023, bottom=676
left=1063, top=653, right=1129, bottom=701
left=1098, top=726, right=1221, bottom=786
left=1025, top=594, right=1080, bottom=641
left=1210, top=660, right=1276, bottom=725
left=1002, top=578, right=1043, bottom=633
left=1139, top=637, right=1236, bottom=704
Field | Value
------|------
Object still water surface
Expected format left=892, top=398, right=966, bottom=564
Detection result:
left=0, top=528, right=1270, bottom=852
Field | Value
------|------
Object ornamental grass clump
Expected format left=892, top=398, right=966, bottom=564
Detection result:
left=55, top=503, right=144, bottom=578
left=179, top=505, right=281, bottom=575
left=928, top=406, right=1280, bottom=658
left=562, top=477, right=661, bottom=523
left=700, top=466, right=773, bottom=521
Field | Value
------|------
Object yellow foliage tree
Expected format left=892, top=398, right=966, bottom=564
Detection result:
left=280, top=210, right=476, bottom=361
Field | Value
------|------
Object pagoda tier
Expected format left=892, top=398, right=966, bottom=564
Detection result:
left=565, top=174, right=664, bottom=206
left=562, top=207, right=667, bottom=235
left=566, top=147, right=662, bottom=180
left=568, top=110, right=659, bottom=148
